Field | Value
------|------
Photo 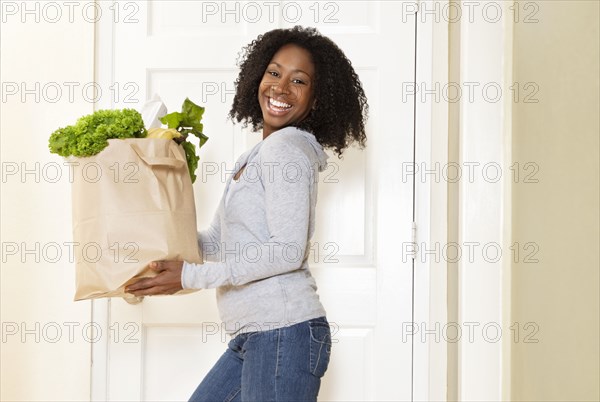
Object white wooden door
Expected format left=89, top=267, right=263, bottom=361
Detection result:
left=93, top=1, right=416, bottom=400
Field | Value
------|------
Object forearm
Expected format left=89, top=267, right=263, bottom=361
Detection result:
left=182, top=238, right=308, bottom=289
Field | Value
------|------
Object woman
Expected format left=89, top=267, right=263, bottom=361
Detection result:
left=126, top=26, right=368, bottom=401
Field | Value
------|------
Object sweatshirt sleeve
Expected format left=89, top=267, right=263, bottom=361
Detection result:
left=197, top=208, right=222, bottom=263
left=181, top=138, right=313, bottom=289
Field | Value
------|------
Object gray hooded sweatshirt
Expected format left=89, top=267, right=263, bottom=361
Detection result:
left=181, top=126, right=329, bottom=336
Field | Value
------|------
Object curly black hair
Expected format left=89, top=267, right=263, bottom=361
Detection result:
left=228, top=26, right=368, bottom=157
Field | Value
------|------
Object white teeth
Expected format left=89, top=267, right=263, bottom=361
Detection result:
left=269, top=98, right=291, bottom=108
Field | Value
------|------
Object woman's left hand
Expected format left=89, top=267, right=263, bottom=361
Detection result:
left=125, top=261, right=184, bottom=296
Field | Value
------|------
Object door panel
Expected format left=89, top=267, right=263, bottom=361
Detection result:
left=97, top=1, right=415, bottom=400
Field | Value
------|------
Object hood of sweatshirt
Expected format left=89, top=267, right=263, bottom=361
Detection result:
left=296, top=129, right=330, bottom=173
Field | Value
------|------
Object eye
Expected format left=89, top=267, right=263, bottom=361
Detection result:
left=292, top=78, right=306, bottom=85
left=268, top=71, right=279, bottom=77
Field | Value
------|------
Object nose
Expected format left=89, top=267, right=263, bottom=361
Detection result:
left=270, top=81, right=289, bottom=96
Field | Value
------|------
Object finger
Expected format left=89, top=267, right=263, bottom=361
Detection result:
left=130, top=285, right=173, bottom=297
left=149, top=260, right=168, bottom=273
left=128, top=286, right=160, bottom=297
left=125, top=277, right=155, bottom=292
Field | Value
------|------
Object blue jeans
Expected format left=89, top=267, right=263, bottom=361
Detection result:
left=189, top=316, right=332, bottom=402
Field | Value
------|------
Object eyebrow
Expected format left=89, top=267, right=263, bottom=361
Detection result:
left=268, top=62, right=311, bottom=77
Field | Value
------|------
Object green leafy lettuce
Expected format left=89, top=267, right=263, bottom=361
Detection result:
left=48, top=109, right=146, bottom=157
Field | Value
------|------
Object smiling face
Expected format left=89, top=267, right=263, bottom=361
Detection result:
left=258, top=44, right=316, bottom=139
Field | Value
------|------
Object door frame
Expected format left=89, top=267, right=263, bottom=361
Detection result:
left=435, top=0, right=513, bottom=400
left=452, top=1, right=514, bottom=400
left=89, top=1, right=513, bottom=401
left=412, top=1, right=449, bottom=400
left=89, top=1, right=114, bottom=398
left=405, top=1, right=514, bottom=401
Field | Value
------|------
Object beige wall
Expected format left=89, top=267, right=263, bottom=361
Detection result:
left=0, top=6, right=94, bottom=401
left=511, top=1, right=600, bottom=401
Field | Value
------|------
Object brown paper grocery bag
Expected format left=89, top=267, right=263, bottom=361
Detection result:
left=70, top=138, right=202, bottom=302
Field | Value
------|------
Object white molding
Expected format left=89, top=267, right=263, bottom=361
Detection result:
left=413, top=1, right=449, bottom=400
left=90, top=299, right=110, bottom=401
left=501, top=8, right=514, bottom=401
left=90, top=1, right=116, bottom=400
left=456, top=1, right=513, bottom=401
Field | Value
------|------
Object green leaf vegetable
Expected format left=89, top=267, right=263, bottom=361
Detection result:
left=48, top=109, right=146, bottom=157
left=160, top=98, right=209, bottom=183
